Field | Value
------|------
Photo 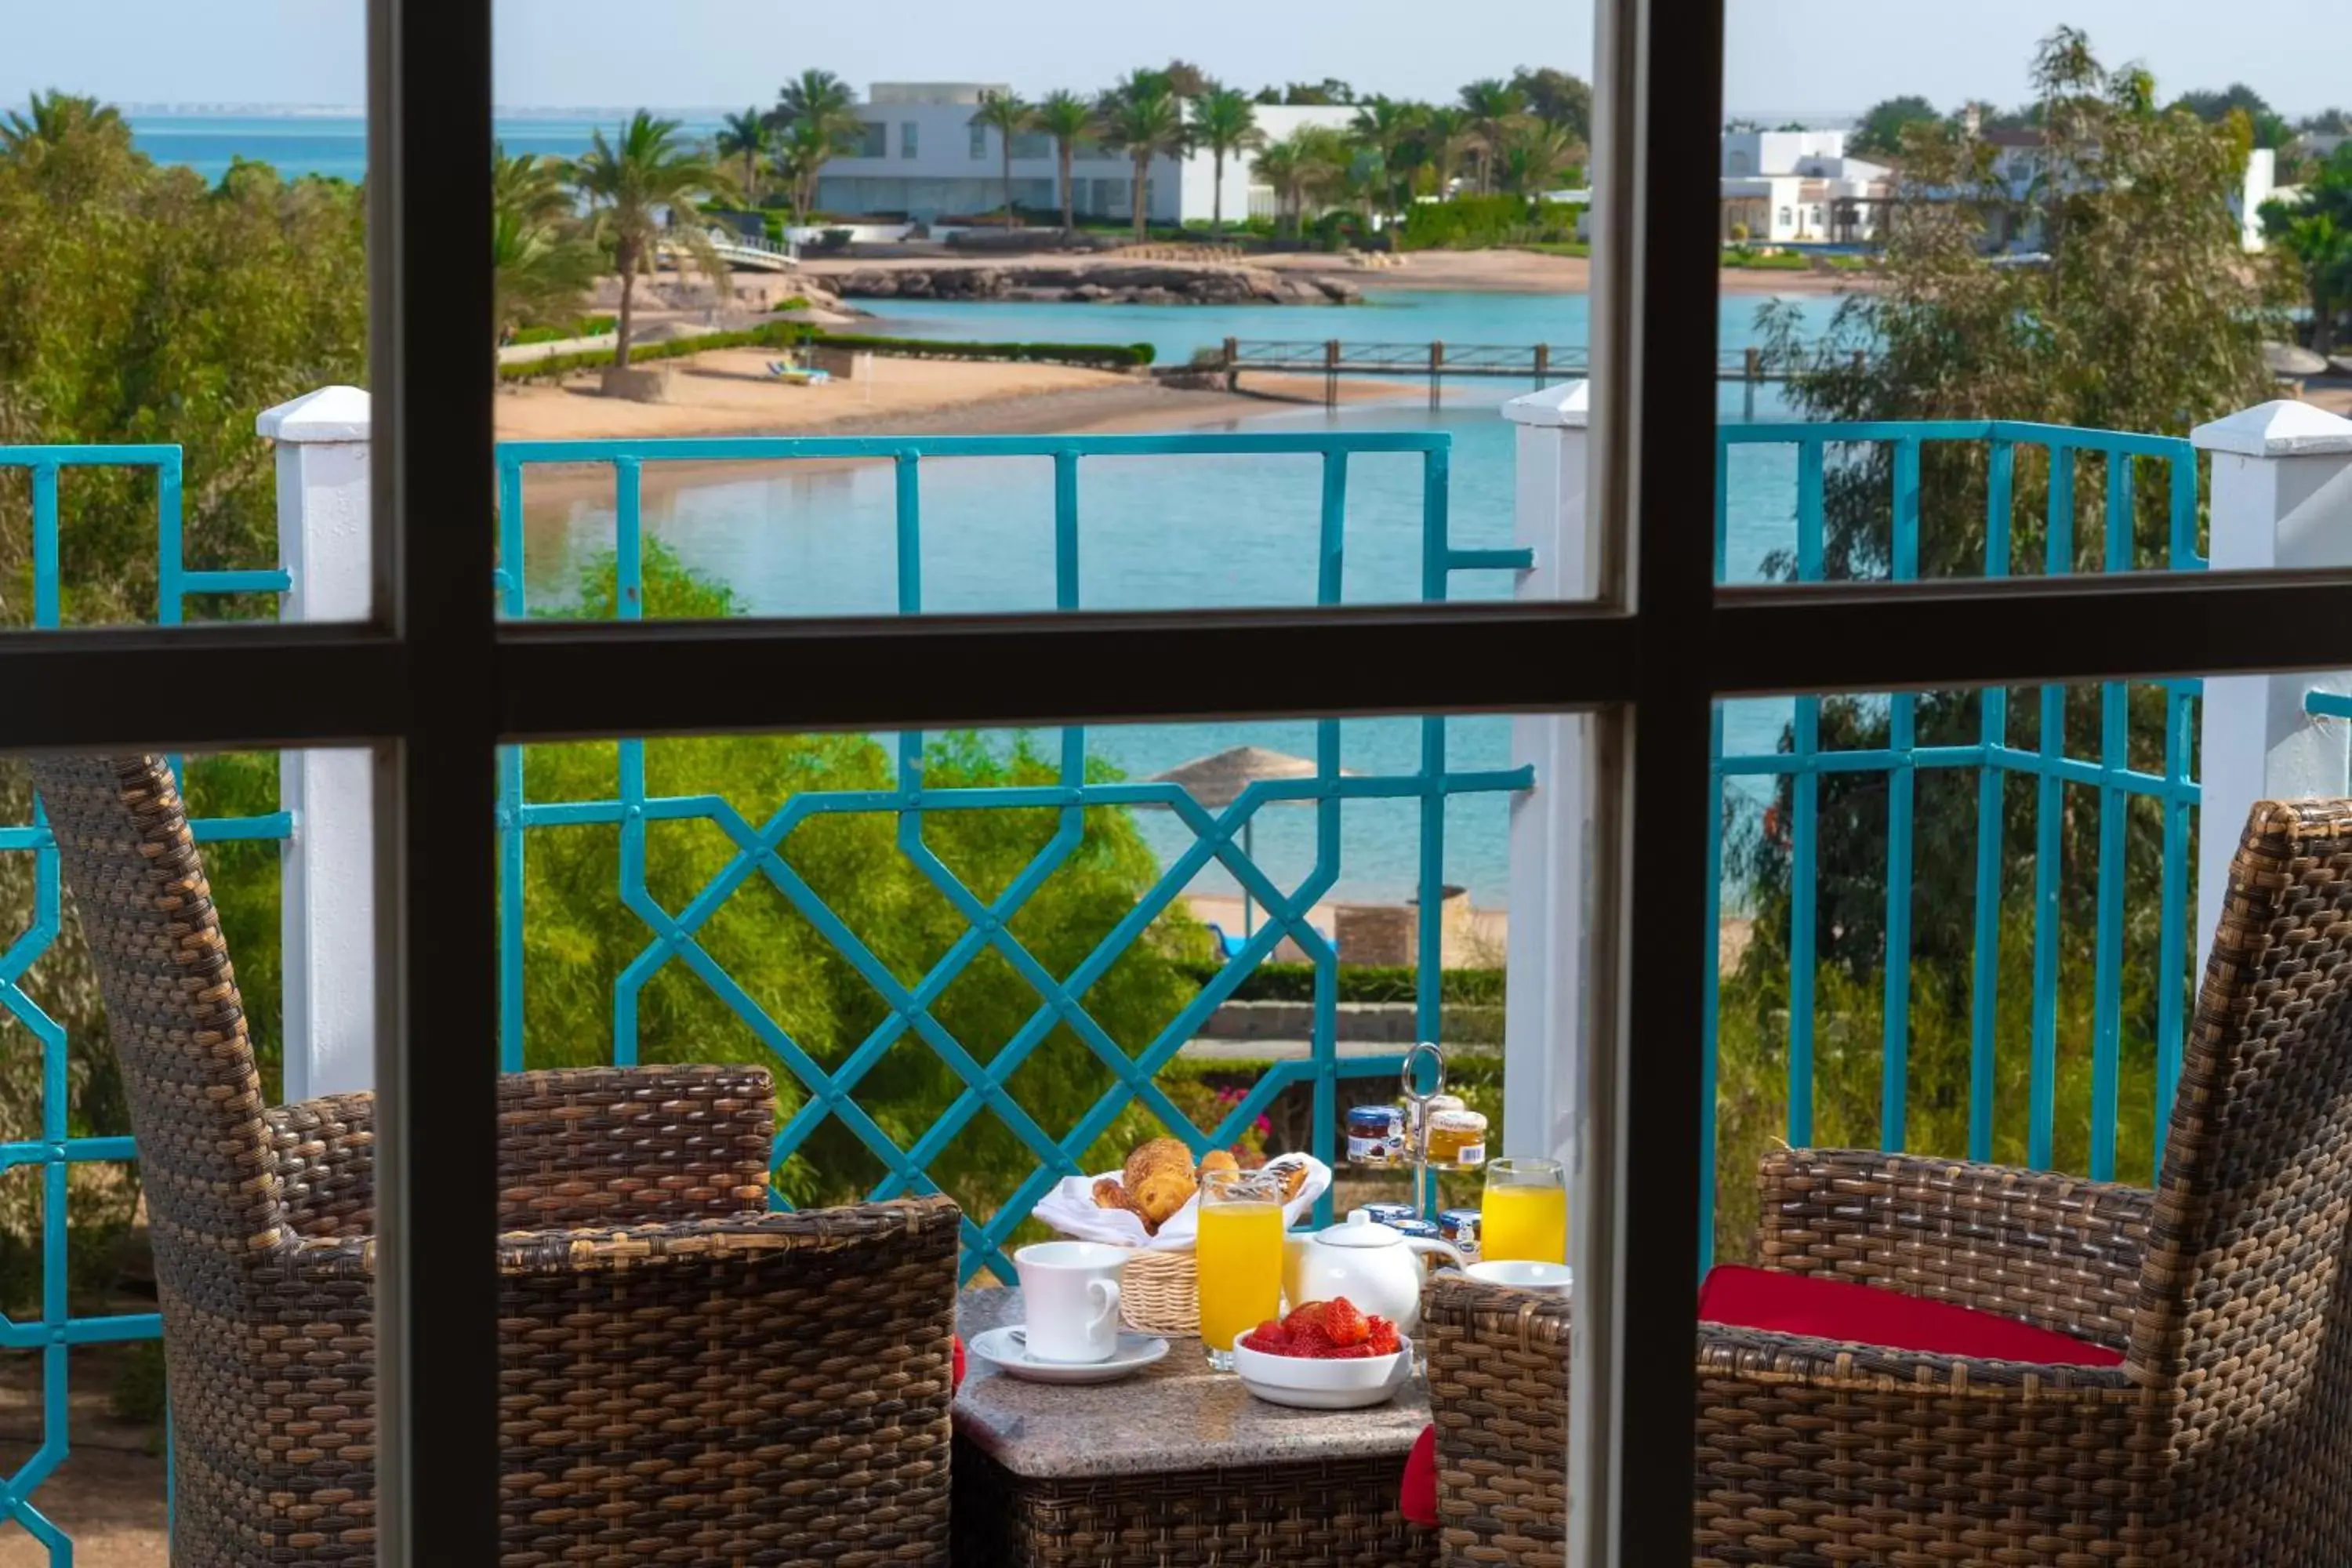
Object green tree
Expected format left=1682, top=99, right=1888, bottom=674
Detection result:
left=518, top=543, right=1207, bottom=1221
left=1252, top=126, right=1351, bottom=240
left=1094, top=73, right=1189, bottom=241
left=968, top=90, right=1032, bottom=230
left=1032, top=89, right=1095, bottom=237
left=1457, top=78, right=1525, bottom=194
left=1848, top=94, right=1940, bottom=158
left=1191, top=85, right=1263, bottom=233
left=1417, top=107, right=1481, bottom=196
left=1494, top=120, right=1581, bottom=196
left=1160, top=60, right=1210, bottom=99
left=1727, top=31, right=2274, bottom=1224
left=716, top=107, right=771, bottom=203
left=2264, top=147, right=2352, bottom=357
left=770, top=69, right=863, bottom=225
left=1509, top=67, right=1591, bottom=142
left=2169, top=82, right=2292, bottom=148
left=571, top=112, right=727, bottom=368
left=491, top=148, right=597, bottom=350
left=1351, top=97, right=1426, bottom=215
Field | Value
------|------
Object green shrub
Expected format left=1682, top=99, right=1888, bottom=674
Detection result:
left=1171, top=960, right=1504, bottom=1008
left=810, top=333, right=1155, bottom=370
left=1722, top=246, right=1812, bottom=270
left=507, top=314, right=616, bottom=347
left=1396, top=196, right=1583, bottom=252
left=498, top=321, right=814, bottom=382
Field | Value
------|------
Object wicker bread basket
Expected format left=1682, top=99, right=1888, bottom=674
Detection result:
left=1119, top=1247, right=1200, bottom=1336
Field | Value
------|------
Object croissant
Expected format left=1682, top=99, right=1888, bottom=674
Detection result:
left=1123, top=1137, right=1198, bottom=1226
left=1198, top=1149, right=1240, bottom=1178
left=1093, top=1175, right=1152, bottom=1232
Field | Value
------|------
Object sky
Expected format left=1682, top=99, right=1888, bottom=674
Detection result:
left=2, top=0, right=2343, bottom=119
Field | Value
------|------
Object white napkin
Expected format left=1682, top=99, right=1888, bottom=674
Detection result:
left=1033, top=1152, right=1332, bottom=1252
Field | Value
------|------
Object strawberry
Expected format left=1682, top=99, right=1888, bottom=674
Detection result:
left=1285, top=1321, right=1335, bottom=1356
left=1368, top=1322, right=1402, bottom=1356
left=1323, top=1297, right=1371, bottom=1347
left=1245, top=1319, right=1290, bottom=1353
left=1283, top=1301, right=1329, bottom=1334
left=1322, top=1341, right=1377, bottom=1359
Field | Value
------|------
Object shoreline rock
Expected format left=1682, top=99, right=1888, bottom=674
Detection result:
left=816, top=262, right=1361, bottom=307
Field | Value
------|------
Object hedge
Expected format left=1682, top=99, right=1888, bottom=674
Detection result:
left=1396, top=195, right=1583, bottom=252
left=497, top=321, right=812, bottom=382
left=811, top=334, right=1156, bottom=369
left=1173, top=960, right=1504, bottom=1007
left=507, top=314, right=616, bottom=347
left=1721, top=247, right=1813, bottom=271
left=499, top=327, right=1155, bottom=383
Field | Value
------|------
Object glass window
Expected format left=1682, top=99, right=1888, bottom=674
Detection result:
left=855, top=120, right=886, bottom=158
left=971, top=123, right=987, bottom=160
left=900, top=121, right=918, bottom=159
left=1011, top=131, right=1052, bottom=161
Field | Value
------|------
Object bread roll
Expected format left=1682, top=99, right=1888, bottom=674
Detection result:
left=1198, top=1149, right=1240, bottom=1178
left=1123, top=1137, right=1197, bottom=1227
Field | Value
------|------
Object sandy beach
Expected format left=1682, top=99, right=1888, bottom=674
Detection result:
left=497, top=349, right=1439, bottom=452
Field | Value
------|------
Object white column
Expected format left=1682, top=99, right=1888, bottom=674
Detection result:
left=1501, top=382, right=1593, bottom=1167
left=2190, top=399, right=2352, bottom=972
left=257, top=386, right=378, bottom=1101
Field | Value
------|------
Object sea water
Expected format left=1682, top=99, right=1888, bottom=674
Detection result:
left=514, top=290, right=1838, bottom=905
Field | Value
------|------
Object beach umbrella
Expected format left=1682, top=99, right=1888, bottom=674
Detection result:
left=2264, top=341, right=2329, bottom=378
left=1147, top=745, right=1352, bottom=938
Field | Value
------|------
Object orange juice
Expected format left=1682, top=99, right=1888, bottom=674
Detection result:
left=1196, top=1200, right=1284, bottom=1355
left=1481, top=1180, right=1567, bottom=1264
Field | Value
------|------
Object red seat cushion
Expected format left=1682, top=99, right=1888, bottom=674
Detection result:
left=1697, top=1265, right=2124, bottom=1367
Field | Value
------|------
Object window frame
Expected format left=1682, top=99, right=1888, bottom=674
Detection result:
left=5, top=1, right=2351, bottom=1562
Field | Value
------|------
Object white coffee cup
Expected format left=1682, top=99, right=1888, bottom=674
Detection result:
left=1465, top=1259, right=1573, bottom=1293
left=1013, top=1241, right=1128, bottom=1363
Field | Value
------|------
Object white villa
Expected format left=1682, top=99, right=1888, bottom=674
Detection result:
left=810, top=82, right=1357, bottom=227
left=1719, top=129, right=1891, bottom=244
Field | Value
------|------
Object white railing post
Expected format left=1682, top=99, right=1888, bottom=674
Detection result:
left=2190, top=399, right=2352, bottom=972
left=257, top=386, right=378, bottom=1101
left=1501, top=382, right=1594, bottom=1166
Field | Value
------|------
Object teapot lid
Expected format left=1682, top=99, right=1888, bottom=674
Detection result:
left=1316, top=1208, right=1406, bottom=1248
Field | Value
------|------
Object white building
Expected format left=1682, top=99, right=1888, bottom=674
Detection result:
left=811, top=82, right=1356, bottom=227
left=1719, top=129, right=1890, bottom=243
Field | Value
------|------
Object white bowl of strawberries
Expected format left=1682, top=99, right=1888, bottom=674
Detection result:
left=1230, top=1297, right=1413, bottom=1410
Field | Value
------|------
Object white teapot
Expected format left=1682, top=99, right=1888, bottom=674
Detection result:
left=1282, top=1208, right=1465, bottom=1334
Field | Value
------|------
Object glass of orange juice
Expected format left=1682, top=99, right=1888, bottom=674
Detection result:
left=1481, top=1157, right=1567, bottom=1265
left=1196, top=1167, right=1285, bottom=1369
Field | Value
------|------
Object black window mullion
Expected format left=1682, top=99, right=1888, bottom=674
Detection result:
left=368, top=0, right=502, bottom=1562
left=1584, top=0, right=1723, bottom=1557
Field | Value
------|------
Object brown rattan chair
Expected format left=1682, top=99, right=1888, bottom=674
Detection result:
left=1425, top=796, right=2352, bottom=1566
left=33, top=753, right=960, bottom=1566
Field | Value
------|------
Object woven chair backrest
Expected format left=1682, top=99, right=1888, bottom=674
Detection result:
left=29, top=755, right=285, bottom=1283
left=2135, top=799, right=2352, bottom=1544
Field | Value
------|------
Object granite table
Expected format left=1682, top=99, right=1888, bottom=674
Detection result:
left=952, top=1285, right=1437, bottom=1567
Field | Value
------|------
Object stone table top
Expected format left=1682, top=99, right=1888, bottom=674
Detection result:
left=953, top=1285, right=1430, bottom=1481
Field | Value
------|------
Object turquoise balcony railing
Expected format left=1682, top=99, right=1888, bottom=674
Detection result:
left=1704, top=419, right=2203, bottom=1266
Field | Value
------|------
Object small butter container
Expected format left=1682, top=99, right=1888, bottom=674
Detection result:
left=1392, top=1218, right=1442, bottom=1241
left=1363, top=1202, right=1419, bottom=1228
left=1345, top=1105, right=1406, bottom=1165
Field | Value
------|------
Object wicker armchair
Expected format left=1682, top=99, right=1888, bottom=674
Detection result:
left=1425, top=797, right=2352, bottom=1566
left=32, top=753, right=960, bottom=1567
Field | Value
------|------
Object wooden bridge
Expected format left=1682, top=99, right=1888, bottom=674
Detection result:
left=1216, top=338, right=1868, bottom=416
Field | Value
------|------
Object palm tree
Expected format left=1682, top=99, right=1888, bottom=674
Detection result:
left=1494, top=121, right=1582, bottom=197
left=1457, top=79, right=1524, bottom=194
left=0, top=90, right=125, bottom=154
left=1094, top=73, right=1189, bottom=241
left=1032, top=89, right=1095, bottom=238
left=716, top=108, right=771, bottom=205
left=570, top=112, right=725, bottom=368
left=1417, top=107, right=1481, bottom=196
left=1191, top=85, right=1262, bottom=233
left=2269, top=208, right=2350, bottom=357
left=771, top=70, right=864, bottom=226
left=969, top=90, right=1032, bottom=230
left=1253, top=127, right=1352, bottom=239
left=1351, top=96, right=1425, bottom=216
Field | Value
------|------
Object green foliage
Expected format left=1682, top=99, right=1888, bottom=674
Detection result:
left=1848, top=94, right=1941, bottom=158
left=0, top=96, right=367, bottom=625
left=520, top=543, right=1207, bottom=1215
left=1509, top=67, right=1591, bottom=142
left=572, top=112, right=729, bottom=366
left=1094, top=73, right=1189, bottom=241
left=807, top=334, right=1155, bottom=369
left=2169, top=82, right=2293, bottom=149
left=497, top=321, right=811, bottom=381
left=507, top=314, right=618, bottom=346
left=1192, top=86, right=1265, bottom=232
left=109, top=1338, right=169, bottom=1425
left=1170, top=961, right=1504, bottom=1007
left=2263, top=145, right=2352, bottom=356
left=492, top=147, right=601, bottom=347
left=1396, top=194, right=1580, bottom=251
left=1720, top=245, right=1811, bottom=270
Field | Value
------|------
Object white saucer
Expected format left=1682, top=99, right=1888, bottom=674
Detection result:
left=967, top=1326, right=1169, bottom=1385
